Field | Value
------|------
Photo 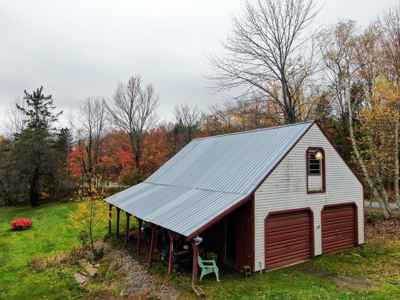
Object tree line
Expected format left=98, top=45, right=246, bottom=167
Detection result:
left=1, top=0, right=399, bottom=219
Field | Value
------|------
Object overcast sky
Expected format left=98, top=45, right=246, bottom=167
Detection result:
left=0, top=0, right=397, bottom=135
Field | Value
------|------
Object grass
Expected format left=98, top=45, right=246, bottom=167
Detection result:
left=0, top=201, right=110, bottom=300
left=310, top=212, right=400, bottom=299
left=149, top=262, right=369, bottom=300
left=197, top=270, right=352, bottom=299
left=1, top=203, right=400, bottom=300
left=148, top=212, right=400, bottom=300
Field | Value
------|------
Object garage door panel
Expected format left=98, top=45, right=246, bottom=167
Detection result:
left=265, top=216, right=310, bottom=229
left=323, top=216, right=354, bottom=224
left=322, top=205, right=356, bottom=254
left=266, top=224, right=310, bottom=235
left=266, top=252, right=310, bottom=266
left=265, top=210, right=312, bottom=270
left=323, top=227, right=355, bottom=235
left=323, top=239, right=355, bottom=248
left=266, top=241, right=310, bottom=256
left=266, top=235, right=310, bottom=249
left=266, top=229, right=310, bottom=242
left=323, top=221, right=355, bottom=232
left=266, top=251, right=311, bottom=270
left=323, top=209, right=354, bottom=217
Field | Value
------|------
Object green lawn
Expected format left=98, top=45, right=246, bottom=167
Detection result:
left=0, top=201, right=109, bottom=300
left=195, top=269, right=355, bottom=300
left=151, top=213, right=400, bottom=300
left=179, top=213, right=400, bottom=300
left=1, top=203, right=400, bottom=300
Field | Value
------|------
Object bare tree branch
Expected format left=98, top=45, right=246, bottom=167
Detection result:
left=104, top=76, right=159, bottom=181
left=207, top=0, right=321, bottom=124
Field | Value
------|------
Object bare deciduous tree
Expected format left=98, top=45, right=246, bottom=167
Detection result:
left=75, top=96, right=107, bottom=176
left=3, top=97, right=28, bottom=139
left=207, top=0, right=320, bottom=124
left=317, top=20, right=360, bottom=125
left=105, top=76, right=159, bottom=182
left=173, top=103, right=202, bottom=144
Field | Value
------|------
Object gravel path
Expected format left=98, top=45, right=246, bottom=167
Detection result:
left=97, top=242, right=181, bottom=299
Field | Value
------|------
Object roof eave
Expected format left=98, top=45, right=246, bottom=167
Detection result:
left=186, top=193, right=253, bottom=241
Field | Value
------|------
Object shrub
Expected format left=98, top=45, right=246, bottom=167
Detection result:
left=69, top=174, right=109, bottom=257
left=11, top=218, right=33, bottom=230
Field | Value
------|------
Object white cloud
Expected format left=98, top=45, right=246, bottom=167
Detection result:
left=0, top=0, right=396, bottom=135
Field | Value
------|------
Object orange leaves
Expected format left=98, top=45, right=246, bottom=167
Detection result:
left=142, top=127, right=170, bottom=176
left=68, top=143, right=86, bottom=179
left=200, top=99, right=279, bottom=137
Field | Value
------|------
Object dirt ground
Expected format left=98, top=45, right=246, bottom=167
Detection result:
left=85, top=241, right=182, bottom=300
left=288, top=260, right=374, bottom=291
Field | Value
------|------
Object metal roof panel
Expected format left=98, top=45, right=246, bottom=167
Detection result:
left=105, top=122, right=314, bottom=237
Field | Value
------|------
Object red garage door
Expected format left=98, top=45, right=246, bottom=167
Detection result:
left=265, top=210, right=312, bottom=270
left=322, top=204, right=356, bottom=254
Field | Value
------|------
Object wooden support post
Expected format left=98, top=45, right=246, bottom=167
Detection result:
left=137, top=219, right=143, bottom=255
left=148, top=224, right=157, bottom=268
left=168, top=232, right=178, bottom=275
left=116, top=207, right=121, bottom=239
left=125, top=212, right=131, bottom=245
left=191, top=239, right=199, bottom=285
left=108, top=204, right=112, bottom=234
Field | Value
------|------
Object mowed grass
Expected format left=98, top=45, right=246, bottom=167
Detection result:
left=190, top=268, right=353, bottom=300
left=181, top=212, right=400, bottom=300
left=1, top=202, right=400, bottom=300
left=151, top=212, right=400, bottom=300
left=0, top=201, right=110, bottom=300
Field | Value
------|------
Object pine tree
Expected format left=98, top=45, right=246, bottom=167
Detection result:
left=13, top=86, right=64, bottom=207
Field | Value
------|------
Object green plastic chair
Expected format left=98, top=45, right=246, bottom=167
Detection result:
left=197, top=254, right=220, bottom=282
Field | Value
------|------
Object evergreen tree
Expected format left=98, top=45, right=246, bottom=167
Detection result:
left=17, top=86, right=62, bottom=130
left=13, top=86, right=65, bottom=207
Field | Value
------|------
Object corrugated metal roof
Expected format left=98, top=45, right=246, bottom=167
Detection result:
left=106, top=121, right=314, bottom=238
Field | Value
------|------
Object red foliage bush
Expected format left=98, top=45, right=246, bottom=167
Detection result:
left=11, top=218, right=33, bottom=230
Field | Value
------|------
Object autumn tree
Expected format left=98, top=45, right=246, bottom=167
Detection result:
left=351, top=9, right=400, bottom=217
left=207, top=0, right=320, bottom=124
left=141, top=126, right=170, bottom=177
left=96, top=131, right=135, bottom=185
left=69, top=174, right=109, bottom=256
left=105, top=76, right=159, bottom=184
left=376, top=3, right=400, bottom=208
left=200, top=98, right=278, bottom=137
left=357, top=79, right=399, bottom=216
left=199, top=104, right=238, bottom=137
left=317, top=19, right=392, bottom=217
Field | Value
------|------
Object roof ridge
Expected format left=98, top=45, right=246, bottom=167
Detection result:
left=193, top=120, right=314, bottom=141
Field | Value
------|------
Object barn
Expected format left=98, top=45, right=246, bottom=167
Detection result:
left=105, top=121, right=364, bottom=283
